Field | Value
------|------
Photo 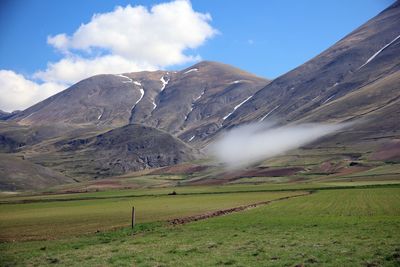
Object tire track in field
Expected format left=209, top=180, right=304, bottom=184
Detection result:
left=168, top=191, right=313, bottom=225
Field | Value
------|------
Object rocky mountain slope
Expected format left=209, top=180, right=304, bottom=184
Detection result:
left=0, top=110, right=19, bottom=121
left=223, top=2, right=400, bottom=134
left=2, top=61, right=269, bottom=190
left=28, top=124, right=199, bottom=179
left=10, top=61, right=269, bottom=145
left=0, top=153, right=74, bottom=191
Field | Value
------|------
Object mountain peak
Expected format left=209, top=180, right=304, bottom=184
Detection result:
left=182, top=60, right=268, bottom=80
left=9, top=61, right=269, bottom=142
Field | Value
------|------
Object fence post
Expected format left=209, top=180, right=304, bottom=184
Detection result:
left=131, top=206, right=135, bottom=229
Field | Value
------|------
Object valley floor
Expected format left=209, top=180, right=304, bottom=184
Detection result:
left=1, top=183, right=399, bottom=266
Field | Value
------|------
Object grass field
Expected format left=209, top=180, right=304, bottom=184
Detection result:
left=4, top=179, right=399, bottom=204
left=0, top=183, right=329, bottom=204
left=0, top=190, right=302, bottom=241
left=1, top=184, right=399, bottom=266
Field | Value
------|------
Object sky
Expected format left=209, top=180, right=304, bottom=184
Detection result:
left=0, top=0, right=395, bottom=112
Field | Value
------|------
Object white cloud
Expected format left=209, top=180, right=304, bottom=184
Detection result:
left=41, top=0, right=216, bottom=84
left=0, top=0, right=216, bottom=111
left=208, top=122, right=349, bottom=170
left=33, top=55, right=155, bottom=85
left=0, top=70, right=65, bottom=112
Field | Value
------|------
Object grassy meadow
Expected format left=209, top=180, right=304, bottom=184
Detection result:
left=1, top=183, right=399, bottom=266
left=0, top=190, right=302, bottom=241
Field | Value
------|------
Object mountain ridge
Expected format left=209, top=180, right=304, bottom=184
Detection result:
left=10, top=61, right=269, bottom=145
left=217, top=1, right=400, bottom=145
left=1, top=3, right=400, bottom=190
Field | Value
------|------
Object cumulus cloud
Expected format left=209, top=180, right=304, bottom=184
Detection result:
left=0, top=0, right=216, bottom=111
left=33, top=55, right=155, bottom=85
left=0, top=70, right=65, bottom=112
left=208, top=122, right=350, bottom=170
left=40, top=0, right=216, bottom=84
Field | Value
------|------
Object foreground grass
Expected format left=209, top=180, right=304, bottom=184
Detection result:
left=1, top=187, right=399, bottom=266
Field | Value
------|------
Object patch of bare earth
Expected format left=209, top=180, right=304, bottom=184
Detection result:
left=370, top=139, right=400, bottom=161
left=150, top=163, right=209, bottom=175
left=188, top=167, right=304, bottom=185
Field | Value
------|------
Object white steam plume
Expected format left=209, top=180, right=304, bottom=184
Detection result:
left=208, top=122, right=349, bottom=170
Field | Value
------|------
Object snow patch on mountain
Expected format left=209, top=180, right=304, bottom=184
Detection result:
left=194, top=90, right=205, bottom=102
left=160, top=76, right=169, bottom=91
left=259, top=105, right=280, bottom=121
left=230, top=80, right=245, bottom=84
left=359, top=33, right=400, bottom=69
left=183, top=68, right=198, bottom=74
left=323, top=94, right=336, bottom=104
left=136, top=88, right=144, bottom=104
left=223, top=95, right=253, bottom=121
left=114, top=74, right=133, bottom=83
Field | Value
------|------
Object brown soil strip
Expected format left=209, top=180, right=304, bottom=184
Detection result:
left=168, top=191, right=312, bottom=225
left=370, top=139, right=400, bottom=161
left=188, top=167, right=304, bottom=186
left=150, top=163, right=209, bottom=175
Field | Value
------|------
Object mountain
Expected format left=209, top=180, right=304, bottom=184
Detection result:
left=223, top=2, right=400, bottom=134
left=0, top=110, right=10, bottom=120
left=0, top=110, right=20, bottom=121
left=0, top=121, right=107, bottom=153
left=22, top=124, right=198, bottom=179
left=0, top=153, right=75, bottom=191
left=10, top=61, right=269, bottom=145
left=2, top=61, right=269, bottom=189
left=1, top=3, right=400, bottom=190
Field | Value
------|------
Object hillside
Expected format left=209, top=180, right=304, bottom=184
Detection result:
left=10, top=61, right=269, bottom=145
left=223, top=2, right=400, bottom=143
left=22, top=124, right=198, bottom=179
left=0, top=153, right=75, bottom=191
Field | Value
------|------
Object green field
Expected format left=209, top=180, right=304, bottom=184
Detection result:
left=3, top=179, right=399, bottom=204
left=1, top=184, right=399, bottom=266
left=0, top=183, right=318, bottom=204
left=0, top=190, right=302, bottom=241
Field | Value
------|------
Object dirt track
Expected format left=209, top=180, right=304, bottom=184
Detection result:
left=168, top=191, right=312, bottom=225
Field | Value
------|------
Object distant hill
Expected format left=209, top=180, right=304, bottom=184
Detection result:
left=10, top=61, right=269, bottom=145
left=0, top=110, right=20, bottom=121
left=0, top=153, right=75, bottom=191
left=23, top=124, right=199, bottom=179
left=0, top=110, right=10, bottom=120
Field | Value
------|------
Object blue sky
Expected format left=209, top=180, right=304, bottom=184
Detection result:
left=1, top=0, right=394, bottom=78
left=0, top=0, right=395, bottom=111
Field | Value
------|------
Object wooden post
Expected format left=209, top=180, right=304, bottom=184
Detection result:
left=131, top=206, right=135, bottom=229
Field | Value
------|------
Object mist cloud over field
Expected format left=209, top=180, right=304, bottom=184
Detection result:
left=208, top=122, right=349, bottom=170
